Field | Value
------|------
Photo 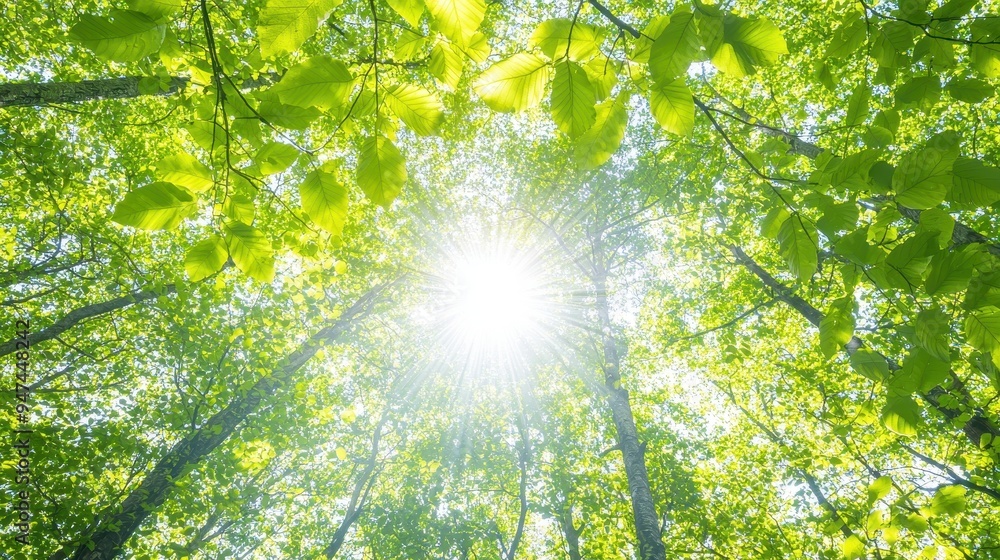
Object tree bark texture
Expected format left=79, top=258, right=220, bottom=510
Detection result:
left=592, top=250, right=666, bottom=560
left=0, top=285, right=176, bottom=359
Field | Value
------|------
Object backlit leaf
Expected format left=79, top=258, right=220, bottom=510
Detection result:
left=575, top=95, right=628, bottom=170
left=270, top=56, right=354, bottom=110
left=257, top=0, right=343, bottom=58
left=112, top=182, right=197, bottom=230
left=300, top=167, right=348, bottom=236
left=69, top=10, right=165, bottom=62
left=473, top=53, right=550, bottom=112
left=185, top=235, right=228, bottom=282
left=384, top=84, right=445, bottom=136
left=649, top=78, right=694, bottom=136
left=223, top=221, right=275, bottom=282
left=550, top=60, right=596, bottom=138
left=357, top=135, right=406, bottom=208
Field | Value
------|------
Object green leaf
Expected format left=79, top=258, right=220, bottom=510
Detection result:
left=648, top=78, right=694, bottom=136
left=529, top=18, right=603, bottom=61
left=881, top=395, right=921, bottom=437
left=257, top=0, right=343, bottom=59
left=760, top=207, right=790, bottom=239
left=893, top=137, right=959, bottom=209
left=256, top=99, right=321, bottom=130
left=777, top=215, right=818, bottom=282
left=223, top=221, right=275, bottom=282
left=155, top=154, right=214, bottom=192
left=387, top=0, right=424, bottom=27
left=842, top=535, right=864, bottom=560
left=915, top=308, right=952, bottom=362
left=820, top=297, right=855, bottom=358
left=825, top=15, right=865, bottom=60
left=649, top=10, right=700, bottom=83
left=901, top=513, right=929, bottom=532
left=895, top=76, right=942, bottom=106
left=816, top=202, right=858, bottom=237
left=357, top=135, right=406, bottom=208
left=885, top=232, right=938, bottom=288
left=300, top=167, right=348, bottom=236
left=425, top=0, right=486, bottom=46
left=933, top=0, right=979, bottom=19
left=69, top=10, right=165, bottom=62
left=965, top=306, right=1000, bottom=353
left=270, top=56, right=354, bottom=110
left=184, top=235, right=228, bottom=282
left=629, top=16, right=671, bottom=63
left=550, top=60, right=596, bottom=138
left=185, top=120, right=228, bottom=153
left=473, top=53, right=550, bottom=112
left=948, top=157, right=1000, bottom=207
left=430, top=42, right=463, bottom=88
left=925, top=247, right=979, bottom=296
left=868, top=475, right=893, bottom=502
left=465, top=32, right=491, bottom=63
left=971, top=19, right=1000, bottom=78
left=396, top=29, right=427, bottom=60
left=710, top=15, right=788, bottom=77
left=898, top=349, right=949, bottom=394
left=254, top=142, right=300, bottom=175
left=583, top=56, right=618, bottom=102
left=929, top=485, right=967, bottom=516
left=916, top=207, right=955, bottom=248
left=845, top=84, right=870, bottom=127
left=384, top=84, right=445, bottom=136
left=851, top=348, right=889, bottom=382
left=111, top=182, right=197, bottom=230
left=223, top=195, right=255, bottom=223
left=128, top=0, right=185, bottom=18
left=574, top=95, right=628, bottom=170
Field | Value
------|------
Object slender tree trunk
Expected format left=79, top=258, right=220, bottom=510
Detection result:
left=49, top=285, right=387, bottom=560
left=0, top=285, right=176, bottom=359
left=0, top=73, right=278, bottom=108
left=504, top=421, right=530, bottom=560
left=558, top=500, right=583, bottom=560
left=591, top=236, right=665, bottom=560
left=323, top=412, right=391, bottom=558
left=728, top=245, right=1000, bottom=447
left=0, top=77, right=190, bottom=108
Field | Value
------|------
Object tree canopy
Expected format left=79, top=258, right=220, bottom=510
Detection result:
left=2, top=0, right=1000, bottom=558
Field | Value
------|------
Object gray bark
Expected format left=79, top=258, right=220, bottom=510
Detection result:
left=0, top=77, right=189, bottom=108
left=592, top=238, right=665, bottom=560
left=0, top=285, right=175, bottom=359
left=0, top=73, right=279, bottom=108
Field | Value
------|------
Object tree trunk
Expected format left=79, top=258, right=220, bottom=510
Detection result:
left=0, top=285, right=176, bottom=359
left=0, top=73, right=278, bottom=108
left=728, top=245, right=1000, bottom=448
left=558, top=500, right=583, bottom=560
left=49, top=285, right=387, bottom=560
left=323, top=412, right=391, bottom=558
left=0, top=77, right=189, bottom=108
left=592, top=248, right=665, bottom=560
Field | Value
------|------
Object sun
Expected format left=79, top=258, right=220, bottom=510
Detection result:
left=436, top=243, right=551, bottom=362
left=452, top=254, right=542, bottom=341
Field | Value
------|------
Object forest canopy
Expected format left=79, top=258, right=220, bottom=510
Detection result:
left=2, top=0, right=1000, bottom=558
